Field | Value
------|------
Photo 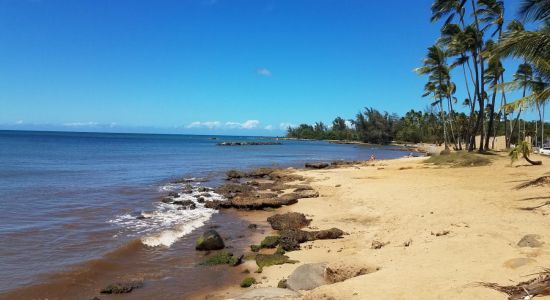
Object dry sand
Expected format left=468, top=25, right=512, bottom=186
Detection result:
left=218, top=152, right=550, bottom=300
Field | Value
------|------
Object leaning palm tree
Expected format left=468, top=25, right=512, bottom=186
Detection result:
left=416, top=45, right=452, bottom=151
left=509, top=140, right=542, bottom=165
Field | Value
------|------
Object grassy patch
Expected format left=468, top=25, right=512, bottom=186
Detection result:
left=425, top=151, right=492, bottom=167
left=240, top=277, right=256, bottom=288
left=260, top=236, right=280, bottom=248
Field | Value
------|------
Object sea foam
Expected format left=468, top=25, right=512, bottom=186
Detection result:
left=109, top=183, right=226, bottom=247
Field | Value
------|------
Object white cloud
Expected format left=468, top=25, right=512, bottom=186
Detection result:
left=264, top=125, right=274, bottom=130
left=63, top=121, right=100, bottom=127
left=186, top=121, right=222, bottom=129
left=345, top=120, right=353, bottom=128
left=241, top=120, right=260, bottom=129
left=279, top=122, right=296, bottom=130
left=257, top=68, right=272, bottom=77
left=185, top=120, right=260, bottom=130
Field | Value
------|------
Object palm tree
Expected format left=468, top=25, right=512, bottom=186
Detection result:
left=509, top=140, right=542, bottom=165
left=483, top=39, right=505, bottom=149
left=519, top=0, right=550, bottom=22
left=416, top=45, right=452, bottom=151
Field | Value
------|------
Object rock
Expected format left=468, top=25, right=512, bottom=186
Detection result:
left=518, top=234, right=544, bottom=248
left=371, top=240, right=389, bottom=249
left=237, top=287, right=301, bottom=299
left=227, top=170, right=246, bottom=179
left=293, top=185, right=314, bottom=192
left=287, top=263, right=328, bottom=291
left=136, top=211, right=153, bottom=219
left=201, top=192, right=212, bottom=197
left=248, top=224, right=258, bottom=230
left=204, top=200, right=231, bottom=209
left=305, top=162, right=330, bottom=169
left=277, top=279, right=288, bottom=288
left=197, top=197, right=205, bottom=203
left=260, top=236, right=280, bottom=248
left=161, top=197, right=174, bottom=204
left=167, top=191, right=179, bottom=197
left=100, top=281, right=143, bottom=294
left=196, top=230, right=225, bottom=251
left=173, top=199, right=196, bottom=209
left=216, top=183, right=256, bottom=199
left=197, top=186, right=209, bottom=192
left=267, top=212, right=312, bottom=230
left=201, top=251, right=243, bottom=266
left=279, top=228, right=344, bottom=251
left=255, top=254, right=298, bottom=272
left=247, top=167, right=275, bottom=178
left=324, top=262, right=378, bottom=283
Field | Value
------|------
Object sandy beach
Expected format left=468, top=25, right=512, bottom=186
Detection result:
left=211, top=152, right=550, bottom=300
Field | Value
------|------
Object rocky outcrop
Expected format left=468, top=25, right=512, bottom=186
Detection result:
left=280, top=228, right=345, bottom=251
left=267, top=212, right=311, bottom=230
left=100, top=281, right=143, bottom=294
left=195, top=230, right=225, bottom=251
left=305, top=162, right=330, bottom=169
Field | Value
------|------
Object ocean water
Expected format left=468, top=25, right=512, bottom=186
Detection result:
left=0, top=130, right=410, bottom=296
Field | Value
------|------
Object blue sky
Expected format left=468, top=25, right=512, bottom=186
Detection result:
left=0, top=0, right=533, bottom=135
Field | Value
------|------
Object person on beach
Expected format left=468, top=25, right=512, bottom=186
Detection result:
left=369, top=154, right=376, bottom=161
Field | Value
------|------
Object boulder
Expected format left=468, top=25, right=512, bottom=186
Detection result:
left=280, top=228, right=344, bottom=251
left=237, top=287, right=301, bottom=299
left=305, top=162, right=330, bottom=169
left=287, top=263, right=328, bottom=291
left=324, top=261, right=378, bottom=283
left=267, top=212, right=312, bottom=230
left=196, top=230, right=225, bottom=251
left=173, top=199, right=196, bottom=209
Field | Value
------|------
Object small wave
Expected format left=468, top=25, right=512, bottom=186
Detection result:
left=109, top=183, right=227, bottom=248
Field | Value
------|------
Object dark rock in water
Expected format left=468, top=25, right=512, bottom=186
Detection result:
left=305, top=162, right=330, bottom=169
left=226, top=169, right=245, bottom=179
left=279, top=228, right=344, bottom=251
left=216, top=183, right=255, bottom=199
left=217, top=141, right=282, bottom=146
left=136, top=211, right=154, bottom=220
left=173, top=199, right=196, bottom=209
left=197, top=186, right=209, bottom=192
left=100, top=281, right=143, bottom=294
left=201, top=192, right=212, bottom=197
left=247, top=167, right=275, bottom=178
left=201, top=251, right=243, bottom=266
left=248, top=223, right=258, bottom=230
left=331, top=160, right=360, bottom=167
left=167, top=191, right=179, bottom=197
left=267, top=212, right=312, bottom=230
left=196, top=230, right=225, bottom=251
left=197, top=197, right=205, bottom=203
left=161, top=197, right=174, bottom=204
left=204, top=200, right=231, bottom=209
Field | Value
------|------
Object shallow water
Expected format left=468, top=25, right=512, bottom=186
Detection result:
left=0, top=130, right=409, bottom=297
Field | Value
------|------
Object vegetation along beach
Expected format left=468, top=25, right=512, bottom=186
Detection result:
left=1, top=0, right=550, bottom=299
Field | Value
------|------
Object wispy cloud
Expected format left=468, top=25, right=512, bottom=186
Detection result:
left=264, top=125, right=274, bottom=130
left=186, top=121, right=222, bottom=129
left=279, top=122, right=296, bottom=130
left=185, top=120, right=261, bottom=130
left=256, top=67, right=272, bottom=77
left=63, top=122, right=117, bottom=128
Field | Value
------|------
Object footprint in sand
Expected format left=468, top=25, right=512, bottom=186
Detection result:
left=503, top=257, right=536, bottom=269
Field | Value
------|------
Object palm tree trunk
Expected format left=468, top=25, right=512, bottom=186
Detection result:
left=485, top=86, right=498, bottom=150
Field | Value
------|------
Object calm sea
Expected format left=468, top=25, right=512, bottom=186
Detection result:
left=0, top=130, right=409, bottom=296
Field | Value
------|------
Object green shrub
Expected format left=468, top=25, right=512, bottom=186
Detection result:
left=240, top=277, right=256, bottom=288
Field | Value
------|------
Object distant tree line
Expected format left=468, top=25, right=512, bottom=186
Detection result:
left=286, top=106, right=550, bottom=146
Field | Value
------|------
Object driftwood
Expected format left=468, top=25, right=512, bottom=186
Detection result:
left=480, top=269, right=550, bottom=299
left=519, top=201, right=550, bottom=211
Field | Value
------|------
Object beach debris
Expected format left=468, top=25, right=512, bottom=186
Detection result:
left=403, top=239, right=413, bottom=247
left=278, top=279, right=288, bottom=288
left=195, top=230, right=225, bottom=251
left=480, top=269, right=550, bottom=300
left=236, top=287, right=301, bottom=299
left=335, top=184, right=341, bottom=187
left=267, top=212, right=312, bottom=230
left=240, top=277, right=256, bottom=288
left=200, top=250, right=243, bottom=266
left=305, top=162, right=330, bottom=169
left=255, top=254, right=298, bottom=272
left=519, top=201, right=550, bottom=211
left=324, top=261, right=379, bottom=283
left=279, top=228, right=345, bottom=251
left=100, top=281, right=143, bottom=294
left=518, top=234, right=545, bottom=248
left=431, top=230, right=450, bottom=237
left=371, top=240, right=389, bottom=249
left=287, top=263, right=328, bottom=291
